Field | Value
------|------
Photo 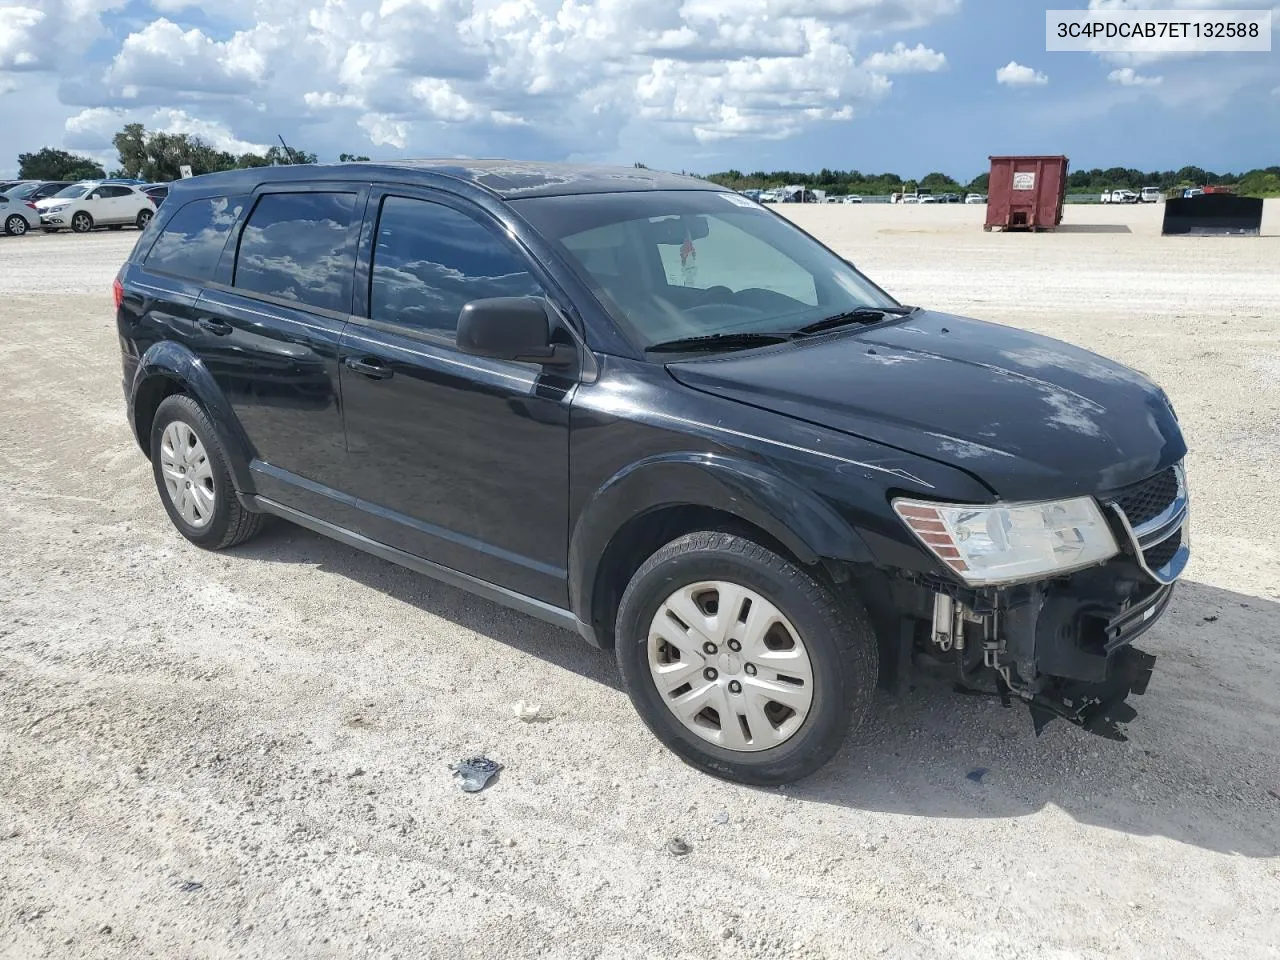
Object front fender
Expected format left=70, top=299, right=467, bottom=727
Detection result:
left=130, top=340, right=255, bottom=493
left=568, top=451, right=874, bottom=619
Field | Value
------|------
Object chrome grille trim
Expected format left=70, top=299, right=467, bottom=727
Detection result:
left=1105, top=463, right=1189, bottom=585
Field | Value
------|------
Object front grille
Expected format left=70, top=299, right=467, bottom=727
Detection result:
left=1111, top=467, right=1178, bottom=527
left=1143, top=528, right=1182, bottom=571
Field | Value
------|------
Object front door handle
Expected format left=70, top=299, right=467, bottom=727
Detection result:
left=345, top=356, right=394, bottom=380
left=197, top=317, right=233, bottom=336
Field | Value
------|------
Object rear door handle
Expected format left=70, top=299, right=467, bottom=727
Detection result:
left=345, top=356, right=394, bottom=380
left=197, top=317, right=233, bottom=336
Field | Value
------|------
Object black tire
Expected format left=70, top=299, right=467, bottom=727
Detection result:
left=70, top=211, right=93, bottom=233
left=614, top=531, right=878, bottom=785
left=136, top=209, right=153, bottom=229
left=4, top=215, right=28, bottom=237
left=149, top=394, right=264, bottom=550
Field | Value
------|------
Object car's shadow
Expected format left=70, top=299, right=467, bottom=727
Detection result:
left=236, top=524, right=1280, bottom=858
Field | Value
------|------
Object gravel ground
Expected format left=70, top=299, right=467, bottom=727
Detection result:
left=2, top=205, right=1278, bottom=960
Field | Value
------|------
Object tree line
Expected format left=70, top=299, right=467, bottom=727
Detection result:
left=704, top=164, right=1280, bottom=198
left=16, top=124, right=372, bottom=183
left=14, top=129, right=1278, bottom=198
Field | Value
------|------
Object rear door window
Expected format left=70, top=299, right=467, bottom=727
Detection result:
left=368, top=195, right=542, bottom=339
left=144, top=196, right=246, bottom=282
left=234, top=192, right=358, bottom=313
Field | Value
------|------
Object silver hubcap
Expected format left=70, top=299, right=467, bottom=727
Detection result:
left=159, top=421, right=215, bottom=529
left=8, top=217, right=25, bottom=235
left=648, top=581, right=814, bottom=752
left=73, top=214, right=90, bottom=231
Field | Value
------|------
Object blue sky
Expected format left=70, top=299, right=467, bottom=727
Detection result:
left=1, top=0, right=1276, bottom=180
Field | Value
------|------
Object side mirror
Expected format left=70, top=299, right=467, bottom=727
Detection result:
left=456, top=297, right=575, bottom=367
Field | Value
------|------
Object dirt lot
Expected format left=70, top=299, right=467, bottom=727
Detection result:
left=2, top=203, right=1278, bottom=960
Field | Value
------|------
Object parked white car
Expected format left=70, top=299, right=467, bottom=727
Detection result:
left=964, top=193, right=987, bottom=204
left=1140, top=187, right=1163, bottom=203
left=1, top=193, right=40, bottom=236
left=1100, top=189, right=1139, bottom=204
left=843, top=195, right=863, bottom=204
left=36, top=182, right=156, bottom=233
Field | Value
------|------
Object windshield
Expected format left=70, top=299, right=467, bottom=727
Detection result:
left=51, top=184, right=91, bottom=200
left=4, top=182, right=39, bottom=199
left=512, top=190, right=897, bottom=352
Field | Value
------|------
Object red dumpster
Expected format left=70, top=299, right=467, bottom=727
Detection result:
left=984, top=155, right=1068, bottom=232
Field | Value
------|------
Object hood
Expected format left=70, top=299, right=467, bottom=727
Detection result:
left=666, top=311, right=1185, bottom=500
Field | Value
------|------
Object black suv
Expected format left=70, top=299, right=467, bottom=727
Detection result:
left=116, top=161, right=1189, bottom=783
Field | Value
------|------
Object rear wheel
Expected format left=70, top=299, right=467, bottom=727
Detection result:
left=70, top=211, right=93, bottom=233
left=150, top=394, right=264, bottom=550
left=136, top=208, right=154, bottom=229
left=615, top=531, right=877, bottom=784
left=4, top=215, right=27, bottom=236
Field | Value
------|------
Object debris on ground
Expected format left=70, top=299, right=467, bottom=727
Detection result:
left=450, top=757, right=503, bottom=793
left=712, top=811, right=729, bottom=825
left=666, top=838, right=691, bottom=857
left=177, top=880, right=203, bottom=893
left=1203, top=615, right=1219, bottom=623
left=967, top=768, right=989, bottom=783
left=512, top=700, right=553, bottom=722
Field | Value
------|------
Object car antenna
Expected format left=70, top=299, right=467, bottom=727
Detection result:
left=277, top=134, right=299, bottom=165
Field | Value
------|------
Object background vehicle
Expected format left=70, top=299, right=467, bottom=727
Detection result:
left=1100, top=189, right=1139, bottom=204
left=37, top=182, right=155, bottom=233
left=843, top=195, right=863, bottom=204
left=117, top=160, right=1188, bottom=785
left=0, top=194, right=39, bottom=236
left=918, top=195, right=937, bottom=204
left=1140, top=187, right=1162, bottom=203
left=3, top=180, right=74, bottom=203
left=142, top=183, right=171, bottom=207
left=964, top=193, right=987, bottom=204
left=0, top=179, right=36, bottom=193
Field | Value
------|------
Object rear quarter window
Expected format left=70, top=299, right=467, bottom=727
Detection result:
left=143, top=196, right=246, bottom=282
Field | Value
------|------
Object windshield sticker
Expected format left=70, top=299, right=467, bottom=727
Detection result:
left=679, top=229, right=697, bottom=286
left=723, top=194, right=757, bottom=207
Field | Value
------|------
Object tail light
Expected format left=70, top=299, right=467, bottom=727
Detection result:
left=112, top=277, right=124, bottom=310
left=25, top=202, right=37, bottom=211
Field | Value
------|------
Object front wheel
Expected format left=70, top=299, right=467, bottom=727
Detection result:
left=615, top=531, right=878, bottom=784
left=70, top=211, right=93, bottom=233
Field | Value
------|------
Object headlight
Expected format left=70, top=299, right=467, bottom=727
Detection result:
left=893, top=496, right=1118, bottom=585
left=46, top=205, right=66, bottom=213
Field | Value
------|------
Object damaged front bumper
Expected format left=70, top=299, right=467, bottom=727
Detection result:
left=892, top=464, right=1190, bottom=739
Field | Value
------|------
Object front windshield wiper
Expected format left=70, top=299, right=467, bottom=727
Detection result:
left=797, top=305, right=918, bottom=336
left=646, top=331, right=794, bottom=354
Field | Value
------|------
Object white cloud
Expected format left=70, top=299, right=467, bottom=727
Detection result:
left=862, top=42, right=946, bottom=74
left=0, top=1, right=125, bottom=73
left=4, top=0, right=965, bottom=159
left=103, top=19, right=280, bottom=98
left=996, top=61, right=1048, bottom=87
left=1108, top=67, right=1162, bottom=87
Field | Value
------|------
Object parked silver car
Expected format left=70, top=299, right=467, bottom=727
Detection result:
left=0, top=193, right=39, bottom=236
